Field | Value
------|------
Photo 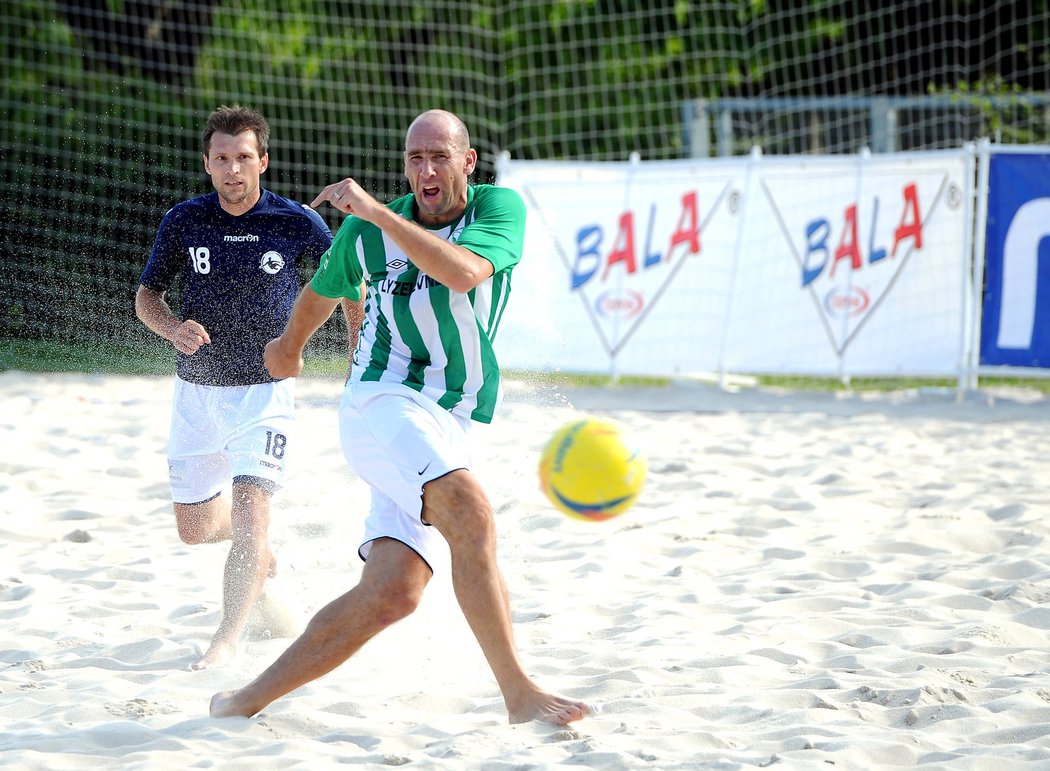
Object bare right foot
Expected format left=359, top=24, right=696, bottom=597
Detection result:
left=507, top=688, right=592, bottom=725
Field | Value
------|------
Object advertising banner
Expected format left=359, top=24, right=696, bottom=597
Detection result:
left=495, top=158, right=738, bottom=375
left=980, top=150, right=1050, bottom=368
left=497, top=150, right=973, bottom=378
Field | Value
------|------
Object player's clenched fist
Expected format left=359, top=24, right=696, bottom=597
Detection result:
left=263, top=336, right=304, bottom=379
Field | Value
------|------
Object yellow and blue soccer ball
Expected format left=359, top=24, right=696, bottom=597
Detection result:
left=538, top=417, right=646, bottom=522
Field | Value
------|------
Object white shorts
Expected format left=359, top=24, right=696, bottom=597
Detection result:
left=339, top=381, right=473, bottom=572
left=167, top=376, right=296, bottom=505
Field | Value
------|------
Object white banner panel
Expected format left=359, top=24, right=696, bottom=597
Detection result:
left=496, top=150, right=973, bottom=378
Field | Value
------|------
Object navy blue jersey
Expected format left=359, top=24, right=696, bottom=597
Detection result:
left=140, top=190, right=332, bottom=386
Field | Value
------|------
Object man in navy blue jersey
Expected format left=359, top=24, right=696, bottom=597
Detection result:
left=136, top=105, right=356, bottom=670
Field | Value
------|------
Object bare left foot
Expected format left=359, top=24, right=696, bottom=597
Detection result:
left=210, top=689, right=254, bottom=718
left=507, top=688, right=592, bottom=725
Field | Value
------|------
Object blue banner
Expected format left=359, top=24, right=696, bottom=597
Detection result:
left=981, top=152, right=1050, bottom=367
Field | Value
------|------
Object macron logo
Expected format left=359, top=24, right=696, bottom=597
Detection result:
left=224, top=234, right=259, bottom=242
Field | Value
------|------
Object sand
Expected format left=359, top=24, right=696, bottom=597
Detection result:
left=2, top=370, right=1050, bottom=769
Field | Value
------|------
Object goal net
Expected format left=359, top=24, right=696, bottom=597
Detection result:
left=2, top=1, right=1048, bottom=370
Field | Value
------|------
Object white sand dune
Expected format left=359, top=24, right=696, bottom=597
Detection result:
left=2, top=370, right=1050, bottom=769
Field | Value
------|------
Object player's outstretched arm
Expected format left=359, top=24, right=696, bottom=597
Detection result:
left=264, top=285, right=341, bottom=379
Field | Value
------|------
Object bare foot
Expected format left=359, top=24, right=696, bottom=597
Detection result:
left=191, top=640, right=236, bottom=671
left=507, top=689, right=592, bottom=725
left=210, top=689, right=251, bottom=717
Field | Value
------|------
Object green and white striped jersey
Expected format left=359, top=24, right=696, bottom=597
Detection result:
left=311, top=184, right=525, bottom=424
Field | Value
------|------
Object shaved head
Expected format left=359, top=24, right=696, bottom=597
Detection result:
left=406, top=109, right=470, bottom=152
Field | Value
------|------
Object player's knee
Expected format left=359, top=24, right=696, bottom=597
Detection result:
left=442, top=497, right=496, bottom=554
left=462, top=501, right=496, bottom=541
left=378, top=592, right=421, bottom=626
left=385, top=576, right=426, bottom=622
left=363, top=577, right=424, bottom=626
left=174, top=494, right=226, bottom=544
left=176, top=519, right=210, bottom=545
left=425, top=478, right=495, bottom=548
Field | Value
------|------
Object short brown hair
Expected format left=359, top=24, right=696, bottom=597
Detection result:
left=202, top=105, right=270, bottom=157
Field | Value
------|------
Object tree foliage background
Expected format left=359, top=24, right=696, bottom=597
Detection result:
left=1, top=0, right=1048, bottom=358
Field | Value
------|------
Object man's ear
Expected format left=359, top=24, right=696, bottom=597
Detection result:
left=260, top=152, right=269, bottom=174
left=202, top=155, right=210, bottom=174
left=463, top=148, right=477, bottom=176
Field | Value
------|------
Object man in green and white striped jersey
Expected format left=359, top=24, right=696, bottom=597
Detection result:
left=210, top=110, right=591, bottom=726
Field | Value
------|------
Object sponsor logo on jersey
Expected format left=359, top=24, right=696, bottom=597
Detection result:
left=379, top=275, right=440, bottom=296
left=260, top=251, right=286, bottom=274
left=386, top=259, right=408, bottom=272
left=224, top=234, right=260, bottom=242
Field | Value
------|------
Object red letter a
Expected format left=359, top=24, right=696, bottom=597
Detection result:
left=603, top=211, right=638, bottom=279
left=668, top=191, right=701, bottom=258
left=830, top=204, right=861, bottom=278
left=893, top=183, right=923, bottom=256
